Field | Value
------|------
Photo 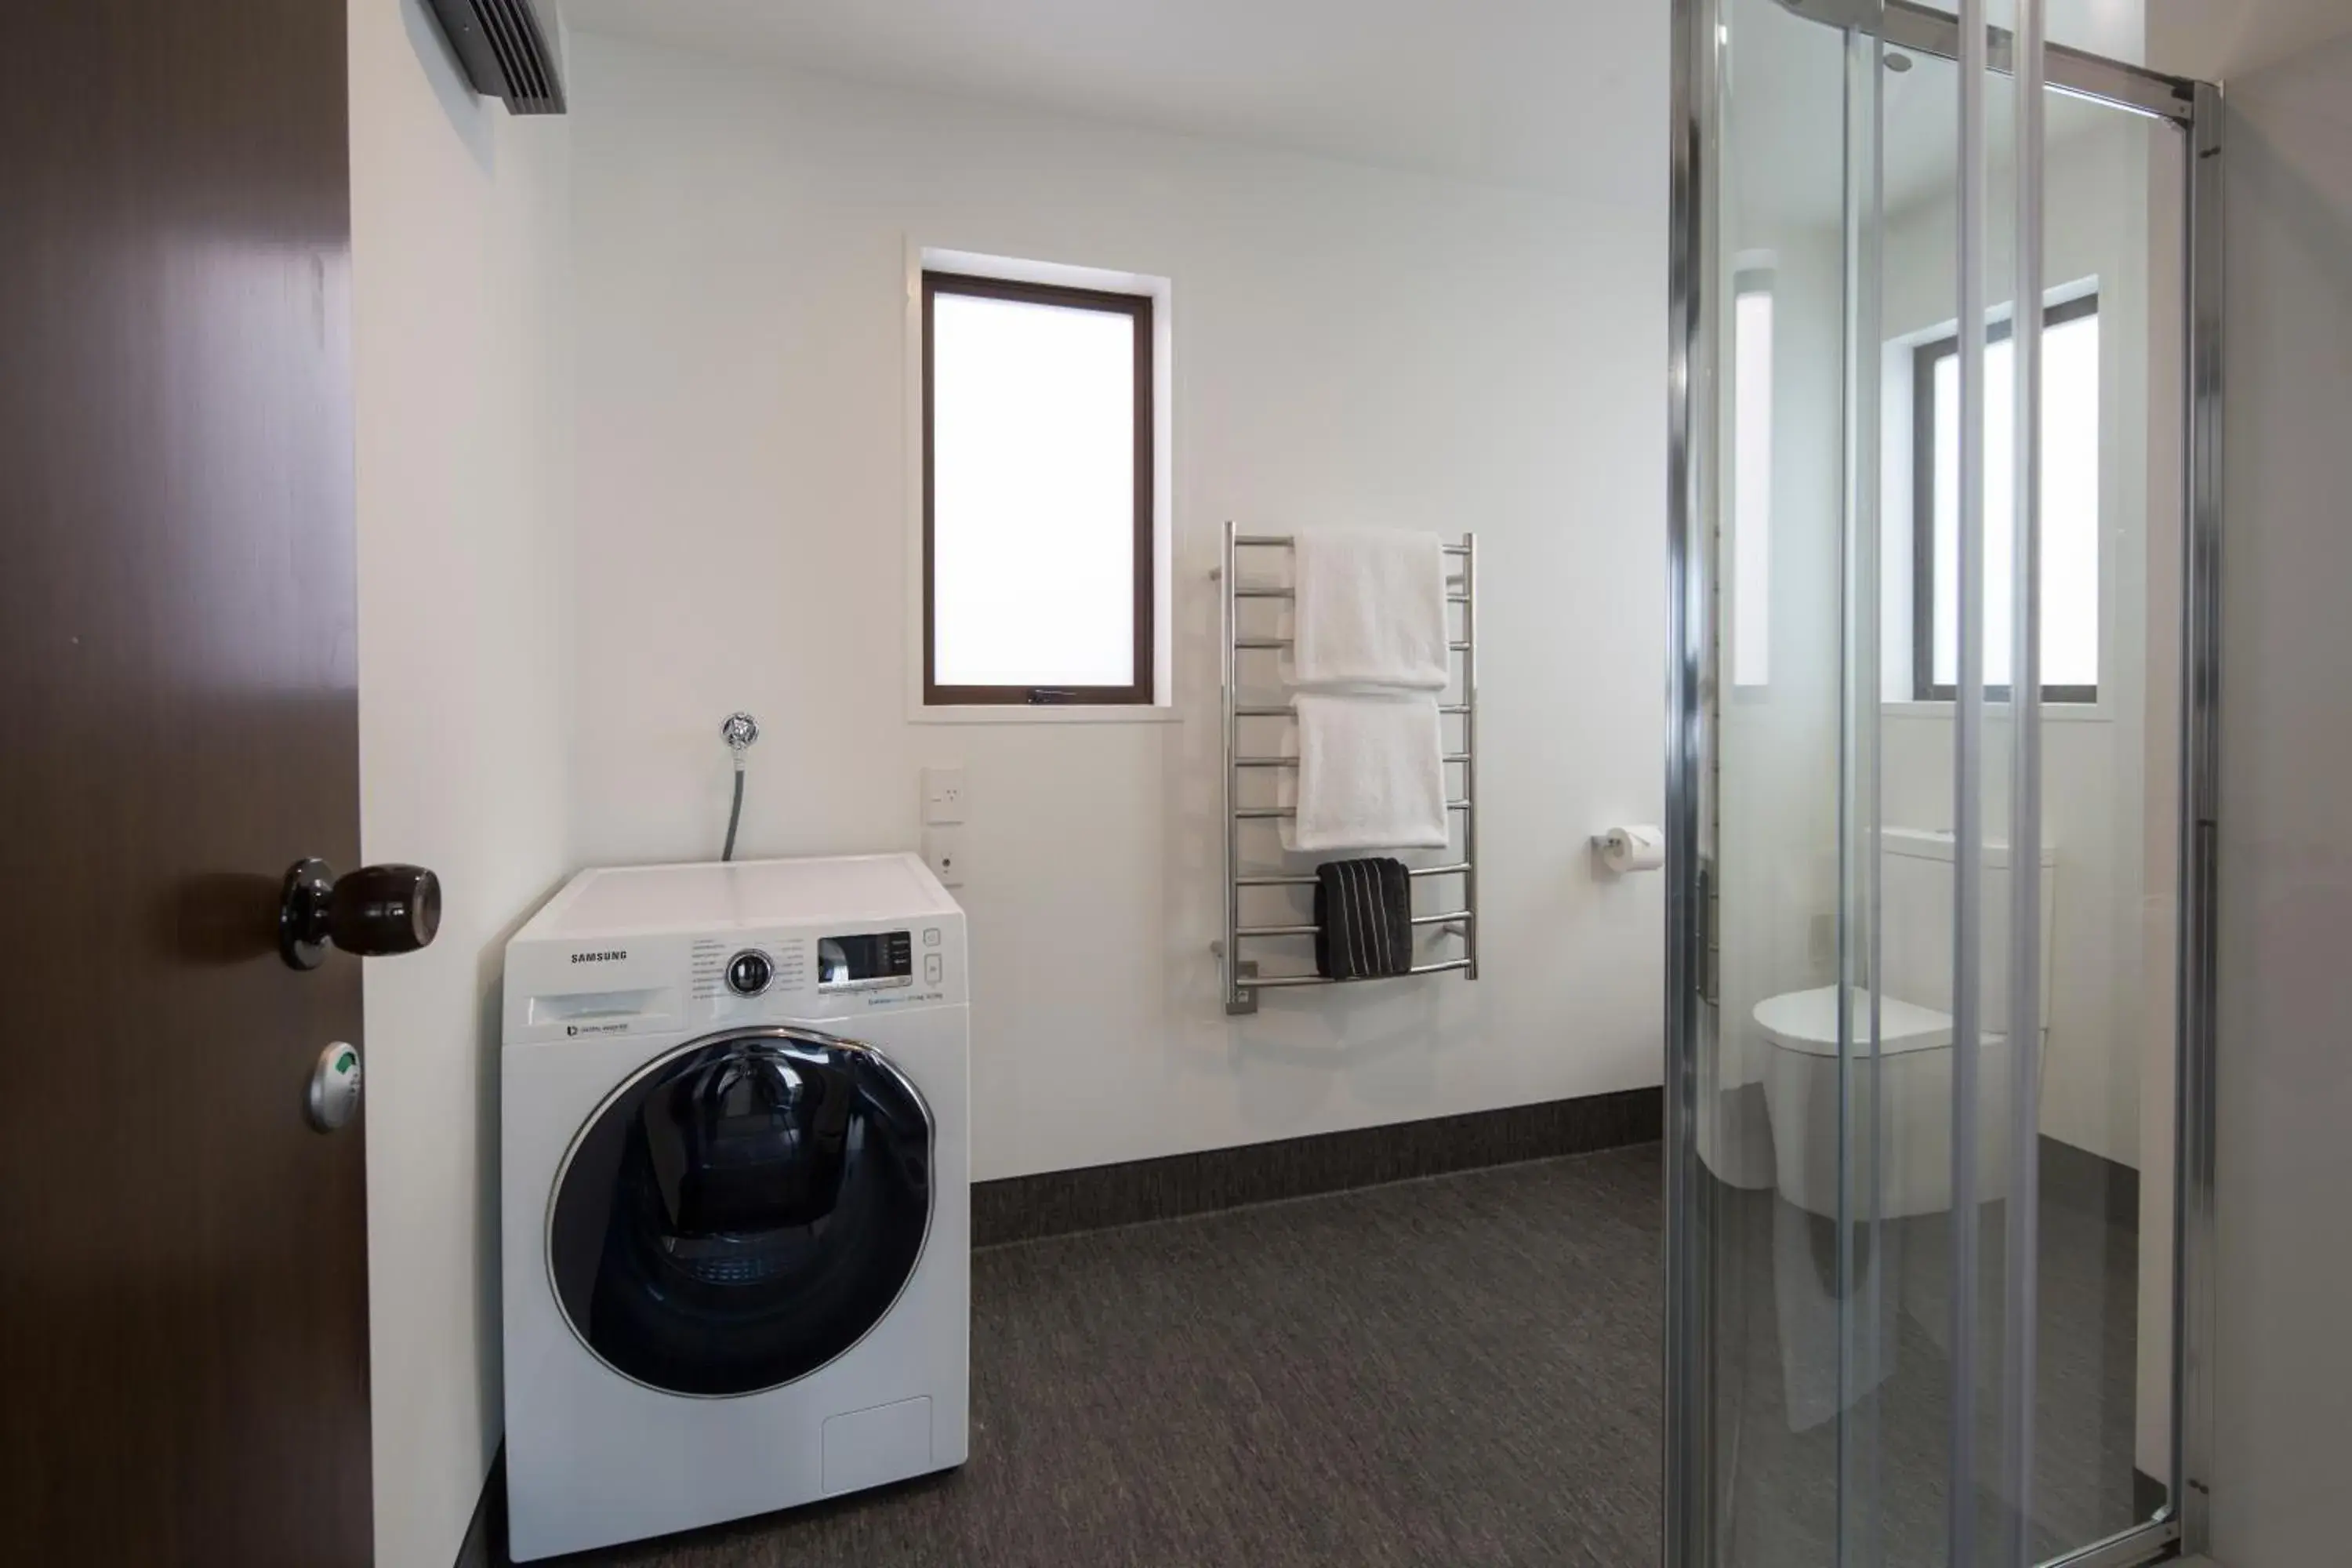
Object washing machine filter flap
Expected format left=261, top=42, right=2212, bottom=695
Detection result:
left=546, top=1027, right=933, bottom=1398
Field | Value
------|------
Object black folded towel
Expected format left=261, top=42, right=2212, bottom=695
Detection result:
left=1314, top=858, right=1414, bottom=980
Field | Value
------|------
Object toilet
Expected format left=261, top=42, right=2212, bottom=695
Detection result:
left=1756, top=826, right=2056, bottom=1220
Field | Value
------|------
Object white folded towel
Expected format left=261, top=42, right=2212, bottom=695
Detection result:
left=1291, top=527, right=1450, bottom=690
left=1279, top=691, right=1450, bottom=854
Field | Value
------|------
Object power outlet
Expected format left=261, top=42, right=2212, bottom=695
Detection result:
left=921, top=766, right=967, bottom=826
left=921, top=826, right=967, bottom=888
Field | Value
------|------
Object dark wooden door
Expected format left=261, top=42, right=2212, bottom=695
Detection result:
left=0, top=2, right=372, bottom=1564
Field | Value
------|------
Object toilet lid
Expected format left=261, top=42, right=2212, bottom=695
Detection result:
left=1752, top=985, right=2004, bottom=1058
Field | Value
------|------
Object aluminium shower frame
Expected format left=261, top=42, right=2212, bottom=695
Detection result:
left=1662, top=4, right=2224, bottom=1566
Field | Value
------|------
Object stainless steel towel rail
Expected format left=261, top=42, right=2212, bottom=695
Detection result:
left=1216, top=521, right=1480, bottom=1014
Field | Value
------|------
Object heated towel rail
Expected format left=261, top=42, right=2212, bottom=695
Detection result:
left=1215, top=521, right=1479, bottom=1014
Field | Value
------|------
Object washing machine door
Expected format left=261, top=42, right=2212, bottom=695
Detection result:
left=546, top=1026, right=934, bottom=1397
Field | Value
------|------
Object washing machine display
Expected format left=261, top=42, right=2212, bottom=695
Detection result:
left=817, top=930, right=913, bottom=991
left=546, top=1027, right=933, bottom=1398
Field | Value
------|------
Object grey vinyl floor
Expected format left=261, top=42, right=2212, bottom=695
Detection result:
left=529, top=1142, right=2147, bottom=1568
left=1710, top=1175, right=2154, bottom=1568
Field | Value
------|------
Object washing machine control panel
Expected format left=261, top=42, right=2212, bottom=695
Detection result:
left=503, top=857, right=967, bottom=1045
left=676, top=921, right=961, bottom=1025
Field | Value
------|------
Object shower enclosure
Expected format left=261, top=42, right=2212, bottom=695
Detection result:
left=1664, top=2, right=2220, bottom=1566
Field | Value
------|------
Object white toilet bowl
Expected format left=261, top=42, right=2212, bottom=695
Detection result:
left=1752, top=827, right=2055, bottom=1221
left=1756, top=984, right=2016, bottom=1219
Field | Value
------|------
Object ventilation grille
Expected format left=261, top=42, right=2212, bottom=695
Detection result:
left=470, top=0, right=560, bottom=112
left=427, top=0, right=566, bottom=114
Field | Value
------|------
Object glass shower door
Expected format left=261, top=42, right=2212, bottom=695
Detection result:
left=1668, top=2, right=2208, bottom=1565
left=1668, top=0, right=1878, bottom=1561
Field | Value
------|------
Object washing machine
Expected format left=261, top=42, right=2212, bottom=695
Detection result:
left=499, top=853, right=968, bottom=1562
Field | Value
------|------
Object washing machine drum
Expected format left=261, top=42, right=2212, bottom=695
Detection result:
left=548, top=1028, right=933, bottom=1397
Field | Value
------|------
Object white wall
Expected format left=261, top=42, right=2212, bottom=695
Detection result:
left=561, top=30, right=1667, bottom=1182
left=2147, top=0, right=2352, bottom=80
left=350, top=4, right=572, bottom=1563
left=2199, top=27, right=2352, bottom=1566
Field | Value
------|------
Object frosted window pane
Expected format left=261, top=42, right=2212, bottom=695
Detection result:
left=1986, top=335, right=2017, bottom=690
left=1934, top=352, right=1961, bottom=687
left=931, top=290, right=1136, bottom=689
left=1733, top=290, right=1773, bottom=688
left=2040, top=314, right=2100, bottom=688
left=1929, top=307, right=2100, bottom=695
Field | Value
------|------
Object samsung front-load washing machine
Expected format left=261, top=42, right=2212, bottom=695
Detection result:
left=500, top=853, right=968, bottom=1562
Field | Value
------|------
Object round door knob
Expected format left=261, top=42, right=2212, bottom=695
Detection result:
left=280, top=858, right=443, bottom=971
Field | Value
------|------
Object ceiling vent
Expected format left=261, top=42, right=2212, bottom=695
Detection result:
left=425, top=0, right=566, bottom=115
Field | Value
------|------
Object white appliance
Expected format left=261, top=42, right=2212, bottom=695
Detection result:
left=500, top=854, right=969, bottom=1562
left=1755, top=826, right=2057, bottom=1220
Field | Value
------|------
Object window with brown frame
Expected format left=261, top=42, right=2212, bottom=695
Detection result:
left=922, top=270, right=1155, bottom=706
left=1911, top=291, right=2102, bottom=703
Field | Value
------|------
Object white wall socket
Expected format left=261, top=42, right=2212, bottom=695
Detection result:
left=921, top=826, right=966, bottom=887
left=921, top=765, right=967, bottom=826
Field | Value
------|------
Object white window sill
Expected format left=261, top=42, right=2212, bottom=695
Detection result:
left=1880, top=699, right=2113, bottom=724
left=909, top=703, right=1184, bottom=726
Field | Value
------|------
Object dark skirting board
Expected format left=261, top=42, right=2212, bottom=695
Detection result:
left=971, top=1086, right=1662, bottom=1247
left=2039, top=1133, right=2143, bottom=1229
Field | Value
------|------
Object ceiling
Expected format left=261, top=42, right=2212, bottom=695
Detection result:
left=1900, top=0, right=2149, bottom=64
left=554, top=0, right=1668, bottom=208
left=1726, top=0, right=2147, bottom=233
left=2146, top=0, right=2352, bottom=79
left=1867, top=0, right=2352, bottom=79
left=546, top=0, right=2275, bottom=229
